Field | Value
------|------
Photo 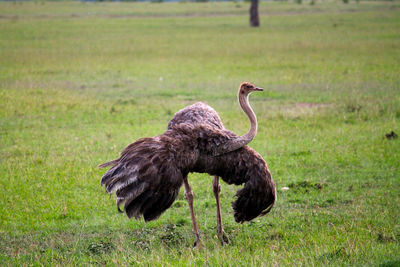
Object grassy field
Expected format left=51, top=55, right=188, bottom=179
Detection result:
left=1, top=1, right=400, bottom=265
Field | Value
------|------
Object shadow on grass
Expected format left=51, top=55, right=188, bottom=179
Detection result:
left=0, top=226, right=186, bottom=258
left=319, top=246, right=350, bottom=262
left=380, top=260, right=400, bottom=267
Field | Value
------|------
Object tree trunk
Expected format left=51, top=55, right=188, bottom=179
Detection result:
left=250, top=0, right=260, bottom=27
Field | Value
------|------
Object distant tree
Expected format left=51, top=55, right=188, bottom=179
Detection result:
left=250, top=0, right=259, bottom=27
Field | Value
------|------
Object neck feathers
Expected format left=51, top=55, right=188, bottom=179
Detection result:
left=212, top=88, right=258, bottom=156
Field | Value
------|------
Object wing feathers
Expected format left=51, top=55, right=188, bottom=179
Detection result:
left=99, top=123, right=276, bottom=225
left=99, top=136, right=184, bottom=221
left=98, top=159, right=118, bottom=169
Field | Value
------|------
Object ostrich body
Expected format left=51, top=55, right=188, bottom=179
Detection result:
left=100, top=82, right=276, bottom=247
left=167, top=82, right=261, bottom=156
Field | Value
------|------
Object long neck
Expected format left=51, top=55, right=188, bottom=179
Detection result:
left=238, top=91, right=258, bottom=143
left=212, top=90, right=258, bottom=156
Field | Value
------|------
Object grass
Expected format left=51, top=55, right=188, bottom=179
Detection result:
left=1, top=1, right=400, bottom=265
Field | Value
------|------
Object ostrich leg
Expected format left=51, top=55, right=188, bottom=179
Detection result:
left=212, top=176, right=229, bottom=244
left=183, top=177, right=201, bottom=248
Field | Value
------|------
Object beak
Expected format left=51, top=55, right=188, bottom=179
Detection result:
left=254, top=87, right=264, bottom=91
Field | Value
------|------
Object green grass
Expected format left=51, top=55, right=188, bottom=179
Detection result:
left=1, top=1, right=400, bottom=265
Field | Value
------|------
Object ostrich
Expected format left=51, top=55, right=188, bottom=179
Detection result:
left=99, top=82, right=276, bottom=247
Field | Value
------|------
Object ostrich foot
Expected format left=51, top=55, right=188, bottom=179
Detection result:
left=217, top=230, right=230, bottom=245
left=193, top=237, right=202, bottom=249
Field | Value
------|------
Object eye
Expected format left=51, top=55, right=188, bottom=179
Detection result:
left=246, top=85, right=251, bottom=89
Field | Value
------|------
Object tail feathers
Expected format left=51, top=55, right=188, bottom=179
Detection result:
left=116, top=181, right=148, bottom=213
left=101, top=164, right=139, bottom=194
left=231, top=173, right=276, bottom=223
left=100, top=137, right=184, bottom=222
left=98, top=159, right=119, bottom=169
left=122, top=189, right=179, bottom=221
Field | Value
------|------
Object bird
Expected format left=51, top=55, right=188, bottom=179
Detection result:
left=99, top=82, right=276, bottom=247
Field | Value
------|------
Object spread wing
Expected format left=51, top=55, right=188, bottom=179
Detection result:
left=100, top=136, right=184, bottom=222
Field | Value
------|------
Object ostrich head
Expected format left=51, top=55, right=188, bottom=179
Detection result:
left=239, top=82, right=263, bottom=95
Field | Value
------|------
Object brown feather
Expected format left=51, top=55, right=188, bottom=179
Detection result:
left=99, top=123, right=276, bottom=223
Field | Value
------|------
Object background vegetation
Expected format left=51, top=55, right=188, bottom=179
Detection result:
left=1, top=1, right=399, bottom=265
